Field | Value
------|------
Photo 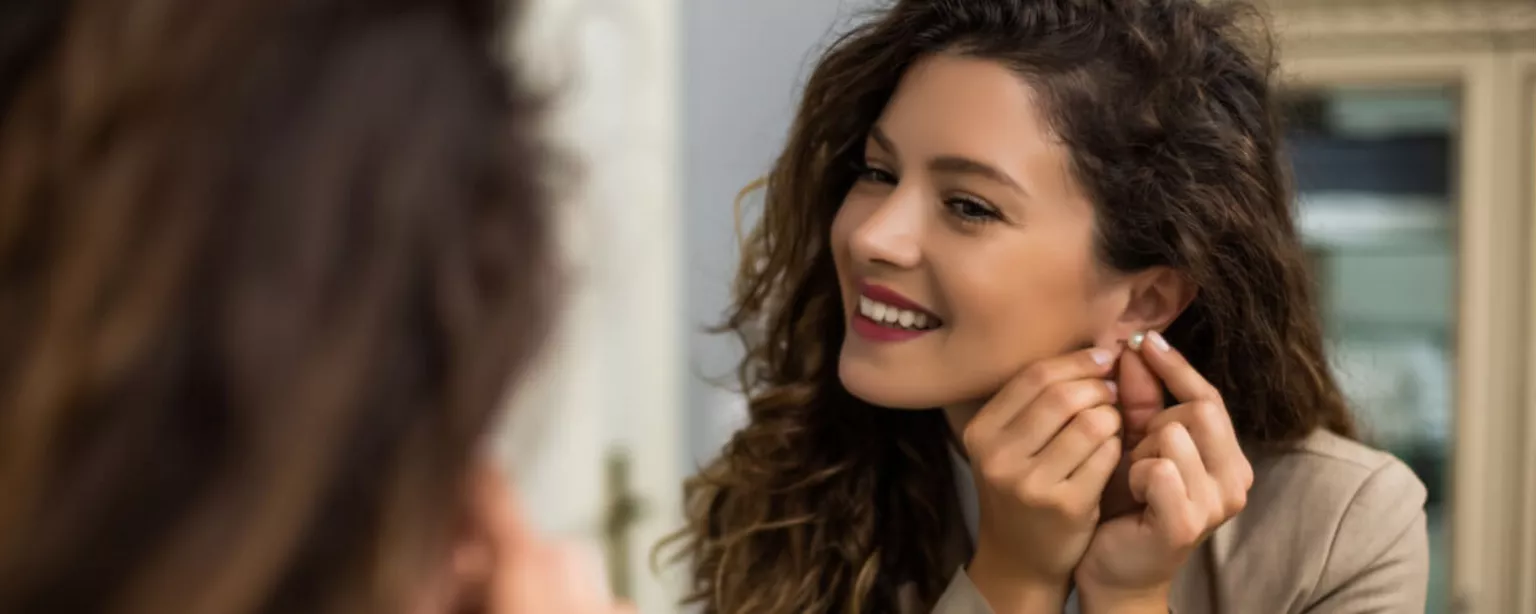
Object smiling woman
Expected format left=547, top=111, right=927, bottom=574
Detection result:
left=834, top=54, right=1115, bottom=413
left=663, top=1, right=1428, bottom=613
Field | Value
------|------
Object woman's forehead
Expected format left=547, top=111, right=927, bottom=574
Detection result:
left=873, top=54, right=1079, bottom=202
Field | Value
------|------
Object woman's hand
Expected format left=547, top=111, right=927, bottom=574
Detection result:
left=1074, top=331, right=1253, bottom=613
left=961, top=347, right=1125, bottom=613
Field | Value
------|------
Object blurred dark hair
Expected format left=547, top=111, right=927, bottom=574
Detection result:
left=665, top=0, right=1354, bottom=612
left=0, top=0, right=555, bottom=613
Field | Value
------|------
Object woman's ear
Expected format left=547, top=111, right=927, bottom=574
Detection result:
left=1098, top=267, right=1196, bottom=345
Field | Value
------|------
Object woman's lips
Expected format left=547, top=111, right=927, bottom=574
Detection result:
left=851, top=283, right=942, bottom=342
left=859, top=283, right=939, bottom=318
left=850, top=314, right=935, bottom=342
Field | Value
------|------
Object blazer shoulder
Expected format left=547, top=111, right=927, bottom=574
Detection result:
left=1208, top=429, right=1429, bottom=610
left=1247, top=428, right=1426, bottom=509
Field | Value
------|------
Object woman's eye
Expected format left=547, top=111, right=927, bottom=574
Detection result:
left=945, top=197, right=1001, bottom=224
left=855, top=163, right=897, bottom=185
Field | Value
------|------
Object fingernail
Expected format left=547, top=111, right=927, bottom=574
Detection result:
left=1147, top=330, right=1170, bottom=352
left=1105, top=380, right=1119, bottom=397
left=1127, top=331, right=1146, bottom=352
left=1090, top=348, right=1115, bottom=365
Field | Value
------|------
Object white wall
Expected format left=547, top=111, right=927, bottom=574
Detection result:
left=501, top=0, right=684, bottom=611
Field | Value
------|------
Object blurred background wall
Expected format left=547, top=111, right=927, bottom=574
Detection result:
left=681, top=0, right=878, bottom=473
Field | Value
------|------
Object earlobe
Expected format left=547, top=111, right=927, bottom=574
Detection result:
left=1086, top=268, right=1196, bottom=351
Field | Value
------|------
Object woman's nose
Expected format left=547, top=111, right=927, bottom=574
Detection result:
left=848, top=191, right=924, bottom=270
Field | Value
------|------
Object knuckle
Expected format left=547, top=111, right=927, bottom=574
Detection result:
left=1177, top=514, right=1205, bottom=545
left=976, top=450, right=1010, bottom=481
left=1039, top=381, right=1078, bottom=410
left=1193, top=399, right=1226, bottom=425
left=1013, top=480, right=1050, bottom=508
left=979, top=466, right=1011, bottom=489
left=1058, top=498, right=1093, bottom=522
left=1224, top=490, right=1249, bottom=516
left=960, top=424, right=988, bottom=454
left=1044, top=492, right=1080, bottom=518
left=1158, top=423, right=1185, bottom=446
left=1020, top=363, right=1056, bottom=395
left=1076, top=407, right=1121, bottom=440
left=1238, top=464, right=1255, bottom=489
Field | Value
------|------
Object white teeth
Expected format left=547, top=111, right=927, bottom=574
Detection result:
left=857, top=295, right=939, bottom=330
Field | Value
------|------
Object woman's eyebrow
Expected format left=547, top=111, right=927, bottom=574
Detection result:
left=870, top=124, right=1029, bottom=197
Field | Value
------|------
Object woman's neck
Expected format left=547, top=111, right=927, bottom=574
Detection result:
left=941, top=402, right=984, bottom=459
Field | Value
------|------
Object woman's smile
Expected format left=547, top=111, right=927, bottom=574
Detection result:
left=851, top=283, right=944, bottom=342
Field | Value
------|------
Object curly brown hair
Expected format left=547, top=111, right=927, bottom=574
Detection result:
left=0, top=0, right=553, bottom=613
left=663, top=1, right=1357, bottom=612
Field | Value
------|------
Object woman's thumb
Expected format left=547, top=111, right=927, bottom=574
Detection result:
left=1116, top=348, right=1164, bottom=447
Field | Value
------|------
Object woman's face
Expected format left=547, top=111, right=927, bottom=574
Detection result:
left=832, top=54, right=1139, bottom=410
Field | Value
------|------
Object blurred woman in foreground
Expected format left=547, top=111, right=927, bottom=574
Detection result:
left=0, top=0, right=624, bottom=613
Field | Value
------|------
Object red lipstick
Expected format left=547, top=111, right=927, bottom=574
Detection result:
left=861, top=284, right=935, bottom=316
left=849, top=283, right=942, bottom=343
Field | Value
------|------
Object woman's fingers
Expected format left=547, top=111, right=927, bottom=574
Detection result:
left=1136, top=458, right=1205, bottom=550
left=1128, top=425, right=1239, bottom=550
left=1033, top=404, right=1121, bottom=483
left=1132, top=331, right=1218, bottom=405
left=964, top=347, right=1120, bottom=454
left=1129, top=331, right=1252, bottom=519
left=1143, top=401, right=1234, bottom=462
left=1153, top=423, right=1205, bottom=492
left=1155, top=423, right=1227, bottom=523
left=1007, top=379, right=1120, bottom=456
left=1066, top=429, right=1123, bottom=489
left=1114, top=347, right=1164, bottom=450
left=1140, top=401, right=1251, bottom=514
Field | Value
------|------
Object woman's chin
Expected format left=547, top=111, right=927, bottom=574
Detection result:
left=837, top=359, right=954, bottom=410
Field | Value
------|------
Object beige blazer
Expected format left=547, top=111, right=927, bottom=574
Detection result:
left=916, top=429, right=1430, bottom=613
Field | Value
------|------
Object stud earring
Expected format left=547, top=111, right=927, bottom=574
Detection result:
left=1127, top=331, right=1147, bottom=352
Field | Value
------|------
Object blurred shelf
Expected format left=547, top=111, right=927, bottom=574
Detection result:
left=1297, top=192, right=1451, bottom=249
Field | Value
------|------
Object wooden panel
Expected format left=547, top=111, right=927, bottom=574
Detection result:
left=1513, top=49, right=1536, bottom=614
left=1259, top=0, right=1536, bottom=56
